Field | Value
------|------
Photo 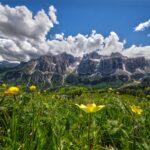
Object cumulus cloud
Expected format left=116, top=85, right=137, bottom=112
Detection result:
left=100, top=32, right=125, bottom=55
left=47, top=30, right=104, bottom=56
left=0, top=4, right=58, bottom=62
left=0, top=55, right=4, bottom=61
left=122, top=45, right=150, bottom=59
left=0, top=4, right=150, bottom=63
left=47, top=32, right=150, bottom=59
left=134, top=19, right=150, bottom=31
left=47, top=31, right=128, bottom=57
left=0, top=4, right=58, bottom=41
left=49, top=6, right=59, bottom=24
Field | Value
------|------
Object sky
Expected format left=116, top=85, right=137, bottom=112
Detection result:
left=0, top=0, right=150, bottom=62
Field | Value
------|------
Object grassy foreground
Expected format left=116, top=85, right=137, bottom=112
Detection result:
left=0, top=85, right=150, bottom=150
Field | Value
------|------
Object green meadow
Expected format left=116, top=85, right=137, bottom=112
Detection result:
left=0, top=85, right=150, bottom=150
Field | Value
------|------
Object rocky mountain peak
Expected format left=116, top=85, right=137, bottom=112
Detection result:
left=110, top=52, right=125, bottom=58
left=0, top=52, right=150, bottom=86
left=83, top=51, right=102, bottom=59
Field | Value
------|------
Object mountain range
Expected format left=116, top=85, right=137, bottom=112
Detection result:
left=0, top=52, right=150, bottom=87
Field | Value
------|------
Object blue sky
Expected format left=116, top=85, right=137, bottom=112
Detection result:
left=1, top=0, right=150, bottom=48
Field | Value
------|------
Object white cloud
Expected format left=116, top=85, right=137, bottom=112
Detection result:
left=100, top=32, right=124, bottom=55
left=49, top=5, right=59, bottom=24
left=134, top=19, right=150, bottom=31
left=122, top=45, right=150, bottom=59
left=0, top=5, right=55, bottom=41
left=0, top=4, right=150, bottom=63
left=55, top=33, right=64, bottom=40
left=48, top=31, right=127, bottom=57
left=0, top=55, right=4, bottom=61
left=0, top=4, right=58, bottom=62
left=47, top=31, right=104, bottom=56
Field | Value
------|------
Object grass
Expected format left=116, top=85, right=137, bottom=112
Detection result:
left=0, top=85, right=150, bottom=150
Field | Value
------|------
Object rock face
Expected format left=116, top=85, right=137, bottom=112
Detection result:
left=77, top=52, right=150, bottom=83
left=36, top=53, right=76, bottom=73
left=1, top=52, right=80, bottom=87
left=0, top=52, right=150, bottom=86
left=98, top=57, right=123, bottom=75
left=78, top=59, right=98, bottom=75
left=78, top=52, right=125, bottom=76
left=125, top=57, right=146, bottom=73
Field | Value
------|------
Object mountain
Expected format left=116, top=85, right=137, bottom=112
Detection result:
left=80, top=52, right=149, bottom=83
left=0, top=52, right=150, bottom=87
left=0, top=52, right=80, bottom=87
left=0, top=61, right=19, bottom=71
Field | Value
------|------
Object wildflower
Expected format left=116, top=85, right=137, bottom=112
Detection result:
left=108, top=88, right=113, bottom=91
left=29, top=85, right=36, bottom=92
left=76, top=103, right=105, bottom=149
left=130, top=105, right=143, bottom=115
left=76, top=103, right=105, bottom=113
left=4, top=86, right=19, bottom=96
left=105, top=145, right=116, bottom=150
left=37, top=91, right=41, bottom=95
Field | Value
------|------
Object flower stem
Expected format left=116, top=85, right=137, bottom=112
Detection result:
left=12, top=96, right=17, bottom=150
left=88, top=113, right=92, bottom=150
left=133, top=121, right=136, bottom=150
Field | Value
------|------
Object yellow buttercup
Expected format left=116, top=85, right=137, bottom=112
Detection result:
left=76, top=103, right=105, bottom=113
left=4, top=86, right=19, bottom=96
left=130, top=105, right=143, bottom=115
left=29, top=85, right=37, bottom=92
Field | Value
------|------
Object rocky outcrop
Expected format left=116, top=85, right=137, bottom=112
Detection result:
left=125, top=57, right=146, bottom=73
left=0, top=52, right=150, bottom=86
left=77, top=52, right=150, bottom=83
left=0, top=52, right=80, bottom=86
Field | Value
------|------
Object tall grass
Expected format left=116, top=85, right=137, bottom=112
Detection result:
left=0, top=87, right=150, bottom=149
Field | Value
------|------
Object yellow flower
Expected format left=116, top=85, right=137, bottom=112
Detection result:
left=29, top=85, right=36, bottom=92
left=76, top=103, right=105, bottom=113
left=130, top=105, right=143, bottom=115
left=108, top=88, right=113, bottom=91
left=4, top=86, right=19, bottom=96
left=37, top=91, right=41, bottom=95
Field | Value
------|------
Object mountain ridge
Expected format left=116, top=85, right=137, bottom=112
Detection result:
left=0, top=52, right=150, bottom=87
